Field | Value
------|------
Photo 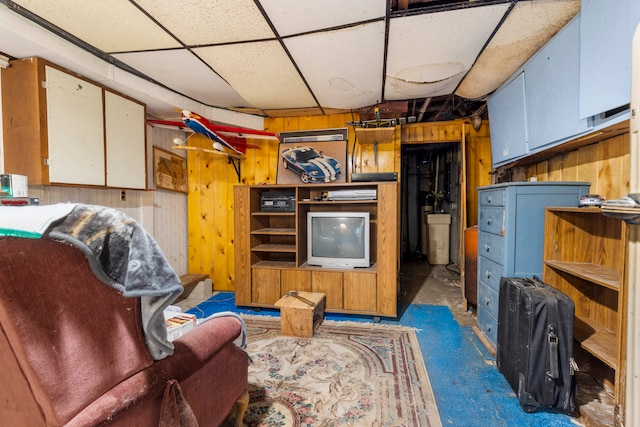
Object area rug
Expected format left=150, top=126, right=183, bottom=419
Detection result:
left=223, top=315, right=442, bottom=427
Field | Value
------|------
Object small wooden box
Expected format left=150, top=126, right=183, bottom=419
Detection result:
left=274, top=292, right=325, bottom=337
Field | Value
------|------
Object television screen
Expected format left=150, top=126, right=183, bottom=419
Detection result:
left=307, top=212, right=370, bottom=268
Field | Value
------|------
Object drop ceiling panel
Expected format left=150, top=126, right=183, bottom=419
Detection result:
left=260, top=0, right=386, bottom=37
left=195, top=40, right=316, bottom=110
left=12, top=0, right=180, bottom=52
left=456, top=0, right=580, bottom=99
left=385, top=3, right=510, bottom=100
left=2, top=0, right=583, bottom=121
left=284, top=22, right=385, bottom=109
left=134, top=0, right=275, bottom=45
left=263, top=107, right=325, bottom=118
left=113, top=50, right=250, bottom=108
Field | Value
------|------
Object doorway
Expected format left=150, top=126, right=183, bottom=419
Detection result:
left=400, top=142, right=462, bottom=266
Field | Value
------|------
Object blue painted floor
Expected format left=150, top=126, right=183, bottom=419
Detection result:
left=188, top=293, right=580, bottom=426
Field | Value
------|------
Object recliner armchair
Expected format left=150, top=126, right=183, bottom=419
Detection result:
left=0, top=236, right=249, bottom=426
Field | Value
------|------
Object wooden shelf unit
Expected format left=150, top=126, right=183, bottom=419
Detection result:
left=234, top=182, right=399, bottom=317
left=542, top=207, right=627, bottom=424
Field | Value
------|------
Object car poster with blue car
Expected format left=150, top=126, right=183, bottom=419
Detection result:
left=277, top=140, right=347, bottom=184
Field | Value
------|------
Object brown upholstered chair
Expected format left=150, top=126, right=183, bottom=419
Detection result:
left=0, top=236, right=248, bottom=426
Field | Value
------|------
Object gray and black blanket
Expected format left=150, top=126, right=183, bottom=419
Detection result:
left=46, top=204, right=183, bottom=360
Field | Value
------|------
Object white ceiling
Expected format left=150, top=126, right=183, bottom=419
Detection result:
left=0, top=0, right=580, bottom=125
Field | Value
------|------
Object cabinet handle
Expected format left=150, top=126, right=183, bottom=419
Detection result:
left=486, top=218, right=492, bottom=225
left=485, top=270, right=491, bottom=279
left=486, top=324, right=492, bottom=332
left=486, top=196, right=492, bottom=203
left=484, top=296, right=490, bottom=306
left=485, top=244, right=491, bottom=252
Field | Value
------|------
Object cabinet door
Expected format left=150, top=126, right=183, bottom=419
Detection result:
left=281, top=270, right=311, bottom=294
left=525, top=16, right=591, bottom=151
left=580, top=0, right=640, bottom=118
left=105, top=91, right=146, bottom=189
left=45, top=66, right=105, bottom=185
left=251, top=268, right=281, bottom=304
left=343, top=272, right=376, bottom=312
left=487, top=72, right=528, bottom=167
left=311, top=271, right=343, bottom=309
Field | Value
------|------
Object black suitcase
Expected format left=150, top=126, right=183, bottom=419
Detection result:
left=497, top=276, right=577, bottom=414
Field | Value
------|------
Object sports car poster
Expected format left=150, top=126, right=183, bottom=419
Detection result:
left=277, top=140, right=347, bottom=184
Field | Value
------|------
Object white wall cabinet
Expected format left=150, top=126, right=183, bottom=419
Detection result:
left=45, top=65, right=106, bottom=186
left=105, top=91, right=147, bottom=189
left=1, top=57, right=147, bottom=189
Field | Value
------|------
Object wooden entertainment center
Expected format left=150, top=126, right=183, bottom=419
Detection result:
left=234, top=182, right=399, bottom=318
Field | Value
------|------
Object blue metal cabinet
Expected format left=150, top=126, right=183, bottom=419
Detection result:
left=580, top=0, right=640, bottom=118
left=487, top=72, right=528, bottom=166
left=476, top=182, right=590, bottom=348
left=525, top=16, right=591, bottom=151
left=488, top=5, right=639, bottom=168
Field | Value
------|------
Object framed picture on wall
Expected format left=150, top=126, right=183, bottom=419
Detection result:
left=276, top=140, right=348, bottom=184
left=153, top=146, right=188, bottom=193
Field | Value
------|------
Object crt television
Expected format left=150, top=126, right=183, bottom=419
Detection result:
left=307, top=211, right=370, bottom=269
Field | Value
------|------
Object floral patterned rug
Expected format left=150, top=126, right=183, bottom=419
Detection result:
left=224, top=315, right=442, bottom=427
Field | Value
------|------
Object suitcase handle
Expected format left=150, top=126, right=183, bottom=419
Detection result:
left=547, top=326, right=559, bottom=379
left=544, top=293, right=561, bottom=406
left=521, top=276, right=545, bottom=288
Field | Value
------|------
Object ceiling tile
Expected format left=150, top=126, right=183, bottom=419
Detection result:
left=194, top=40, right=316, bottom=110
left=260, top=0, right=387, bottom=36
left=12, top=0, right=180, bottom=52
left=133, top=0, right=274, bottom=45
left=113, top=50, right=250, bottom=109
left=263, top=107, right=325, bottom=118
left=456, top=0, right=580, bottom=99
left=385, top=3, right=510, bottom=100
left=284, top=22, right=385, bottom=110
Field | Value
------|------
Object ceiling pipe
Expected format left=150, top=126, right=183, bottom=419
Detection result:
left=0, top=53, right=9, bottom=68
left=417, top=97, right=432, bottom=122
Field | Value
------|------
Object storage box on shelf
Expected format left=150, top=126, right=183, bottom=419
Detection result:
left=543, top=207, right=627, bottom=426
left=234, top=182, right=398, bottom=318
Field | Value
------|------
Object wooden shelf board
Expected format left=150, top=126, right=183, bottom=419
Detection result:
left=252, top=211, right=295, bottom=216
left=251, top=227, right=296, bottom=235
left=252, top=260, right=297, bottom=269
left=574, top=316, right=617, bottom=369
left=546, top=207, right=603, bottom=214
left=298, top=199, right=377, bottom=205
left=545, top=260, right=620, bottom=291
left=251, top=243, right=296, bottom=253
left=297, top=261, right=377, bottom=273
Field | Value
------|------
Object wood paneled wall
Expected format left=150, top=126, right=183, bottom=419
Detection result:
left=186, top=117, right=630, bottom=292
left=186, top=114, right=357, bottom=291
left=400, top=119, right=493, bottom=227
left=516, top=132, right=630, bottom=200
left=187, top=113, right=492, bottom=291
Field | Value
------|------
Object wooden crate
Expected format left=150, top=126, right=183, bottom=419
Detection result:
left=274, top=292, right=325, bottom=337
